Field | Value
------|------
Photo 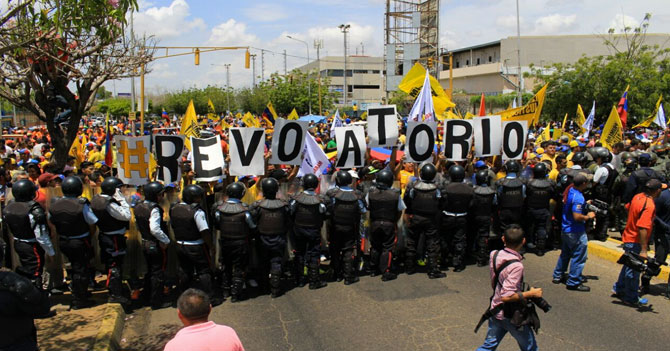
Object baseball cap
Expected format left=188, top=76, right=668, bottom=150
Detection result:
left=573, top=173, right=588, bottom=186
left=569, top=140, right=579, bottom=148
left=474, top=160, right=486, bottom=168
left=535, top=147, right=545, bottom=154
left=639, top=153, right=652, bottom=162
left=558, top=145, right=570, bottom=153
left=645, top=179, right=667, bottom=191
left=37, top=172, right=58, bottom=187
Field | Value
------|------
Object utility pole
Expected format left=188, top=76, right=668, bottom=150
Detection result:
left=251, top=54, right=257, bottom=87
left=339, top=24, right=350, bottom=106
left=129, top=8, right=136, bottom=132
left=261, top=49, right=265, bottom=82
left=516, top=0, right=522, bottom=107
left=224, top=64, right=231, bottom=112
left=314, top=39, right=323, bottom=115
left=283, top=50, right=287, bottom=75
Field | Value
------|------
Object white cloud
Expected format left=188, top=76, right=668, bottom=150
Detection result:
left=242, top=3, right=288, bottom=22
left=133, top=0, right=206, bottom=39
left=533, top=14, right=577, bottom=34
left=207, top=19, right=261, bottom=46
left=496, top=15, right=523, bottom=30
left=609, top=14, right=639, bottom=32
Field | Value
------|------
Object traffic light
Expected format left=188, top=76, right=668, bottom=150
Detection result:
left=194, top=48, right=200, bottom=65
left=245, top=50, right=250, bottom=69
left=427, top=57, right=433, bottom=67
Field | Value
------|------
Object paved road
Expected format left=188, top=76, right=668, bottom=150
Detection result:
left=121, top=249, right=670, bottom=351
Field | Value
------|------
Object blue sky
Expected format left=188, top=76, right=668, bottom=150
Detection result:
left=108, top=0, right=670, bottom=95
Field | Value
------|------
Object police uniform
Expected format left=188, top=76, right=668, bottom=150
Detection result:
left=3, top=200, right=55, bottom=286
left=250, top=198, right=291, bottom=296
left=592, top=162, right=618, bottom=240
left=472, top=184, right=497, bottom=265
left=440, top=181, right=474, bottom=270
left=90, top=192, right=131, bottom=300
left=290, top=190, right=328, bottom=287
left=214, top=199, right=255, bottom=301
left=622, top=167, right=666, bottom=203
left=169, top=202, right=213, bottom=295
left=49, top=196, right=98, bottom=305
left=525, top=178, right=556, bottom=253
left=134, top=200, right=171, bottom=307
left=326, top=186, right=366, bottom=283
left=496, top=175, right=525, bottom=232
left=366, top=185, right=405, bottom=276
left=403, top=179, right=441, bottom=275
left=612, top=167, right=635, bottom=231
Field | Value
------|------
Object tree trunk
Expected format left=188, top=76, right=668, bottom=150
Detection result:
left=45, top=107, right=82, bottom=170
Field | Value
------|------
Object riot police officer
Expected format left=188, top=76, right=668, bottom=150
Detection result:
left=213, top=182, right=255, bottom=302
left=289, top=174, right=328, bottom=289
left=90, top=177, right=131, bottom=304
left=525, top=162, right=555, bottom=256
left=403, top=163, right=444, bottom=279
left=250, top=178, right=291, bottom=298
left=592, top=147, right=618, bottom=241
left=622, top=153, right=666, bottom=203
left=366, top=170, right=405, bottom=281
left=326, top=170, right=366, bottom=285
left=49, top=176, right=98, bottom=309
left=3, top=179, right=55, bottom=287
left=612, top=153, right=638, bottom=232
left=440, top=165, right=474, bottom=272
left=496, top=160, right=525, bottom=232
left=134, top=181, right=172, bottom=309
left=471, top=170, right=497, bottom=266
left=170, top=184, right=214, bottom=298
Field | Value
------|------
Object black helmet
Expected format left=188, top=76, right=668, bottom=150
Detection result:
left=335, top=170, right=352, bottom=187
left=143, top=182, right=164, bottom=202
left=475, top=170, right=489, bottom=185
left=182, top=184, right=204, bottom=204
left=302, top=174, right=319, bottom=190
left=624, top=156, right=638, bottom=170
left=226, top=182, right=246, bottom=200
left=571, top=152, right=587, bottom=165
left=11, top=179, right=36, bottom=202
left=62, top=176, right=83, bottom=197
left=533, top=162, right=548, bottom=178
left=595, top=147, right=611, bottom=163
left=504, top=160, right=521, bottom=174
left=261, top=177, right=279, bottom=199
left=586, top=147, right=600, bottom=160
left=101, top=177, right=123, bottom=196
left=376, top=169, right=394, bottom=189
left=420, top=163, right=437, bottom=182
left=448, top=165, right=465, bottom=182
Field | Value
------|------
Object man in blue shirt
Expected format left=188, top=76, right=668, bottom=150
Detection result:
left=552, top=174, right=595, bottom=292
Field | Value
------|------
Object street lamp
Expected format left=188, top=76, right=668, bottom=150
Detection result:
left=287, top=35, right=312, bottom=115
left=338, top=24, right=350, bottom=106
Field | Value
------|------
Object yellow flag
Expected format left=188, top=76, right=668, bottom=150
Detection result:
left=500, top=84, right=548, bottom=126
left=576, top=104, right=587, bottom=133
left=445, top=109, right=460, bottom=120
left=207, top=99, right=220, bottom=121
left=180, top=100, right=201, bottom=150
left=464, top=112, right=475, bottom=119
left=536, top=126, right=551, bottom=143
left=562, top=113, right=568, bottom=131
left=235, top=112, right=242, bottom=119
left=633, top=95, right=663, bottom=128
left=398, top=63, right=455, bottom=115
left=600, top=106, right=624, bottom=150
left=287, top=108, right=299, bottom=120
left=242, top=112, right=260, bottom=128
left=360, top=111, right=368, bottom=120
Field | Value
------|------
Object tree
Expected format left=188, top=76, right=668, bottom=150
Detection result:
left=0, top=0, right=153, bottom=167
left=97, top=98, right=131, bottom=117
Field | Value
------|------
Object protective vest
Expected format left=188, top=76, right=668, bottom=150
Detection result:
left=292, top=192, right=324, bottom=229
left=442, top=182, right=474, bottom=214
left=134, top=201, right=166, bottom=242
left=633, top=168, right=663, bottom=194
left=3, top=201, right=44, bottom=240
left=498, top=178, right=524, bottom=209
left=169, top=203, right=201, bottom=242
left=593, top=164, right=619, bottom=201
left=255, top=199, right=288, bottom=236
left=526, top=179, right=553, bottom=209
left=90, top=195, right=129, bottom=234
left=328, top=189, right=361, bottom=228
left=368, top=187, right=399, bottom=222
left=49, top=197, right=89, bottom=237
left=217, top=202, right=250, bottom=241
left=409, top=181, right=439, bottom=217
left=472, top=186, right=496, bottom=217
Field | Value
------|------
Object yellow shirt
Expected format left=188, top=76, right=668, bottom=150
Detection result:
left=399, top=170, right=414, bottom=195
left=548, top=169, right=559, bottom=182
left=241, top=182, right=261, bottom=205
left=566, top=152, right=574, bottom=168
left=541, top=154, right=557, bottom=170
left=87, top=151, right=103, bottom=163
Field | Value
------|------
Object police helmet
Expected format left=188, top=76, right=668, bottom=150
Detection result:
left=503, top=160, right=521, bottom=174
left=101, top=177, right=124, bottom=196
left=11, top=179, right=36, bottom=202
left=302, top=174, right=319, bottom=190
left=143, top=182, right=164, bottom=202
left=448, top=165, right=466, bottom=182
left=61, top=176, right=83, bottom=197
left=475, top=170, right=490, bottom=185
left=419, top=163, right=437, bottom=182
left=261, top=177, right=279, bottom=199
left=624, top=156, right=638, bottom=170
left=182, top=184, right=204, bottom=204
left=639, top=152, right=652, bottom=167
left=586, top=147, right=600, bottom=160
left=376, top=169, right=394, bottom=189
left=619, top=151, right=632, bottom=162
left=595, top=147, right=611, bottom=162
left=226, top=182, right=246, bottom=200
left=571, top=152, right=587, bottom=165
left=650, top=152, right=658, bottom=165
left=532, top=162, right=548, bottom=178
left=335, top=170, right=352, bottom=187
left=652, top=144, right=666, bottom=155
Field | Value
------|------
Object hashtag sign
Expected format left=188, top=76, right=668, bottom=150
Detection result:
left=115, top=136, right=151, bottom=185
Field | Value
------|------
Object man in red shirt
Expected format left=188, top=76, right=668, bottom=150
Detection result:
left=613, top=179, right=664, bottom=307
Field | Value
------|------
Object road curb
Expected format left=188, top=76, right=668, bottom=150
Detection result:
left=92, top=303, right=126, bottom=351
left=587, top=238, right=670, bottom=282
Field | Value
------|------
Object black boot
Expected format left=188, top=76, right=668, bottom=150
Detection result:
left=230, top=277, right=245, bottom=302
left=71, top=274, right=94, bottom=310
left=381, top=271, right=398, bottom=281
left=405, top=255, right=416, bottom=275
left=308, top=264, right=327, bottom=290
left=294, top=262, right=307, bottom=288
left=343, top=258, right=359, bottom=285
left=270, top=271, right=282, bottom=298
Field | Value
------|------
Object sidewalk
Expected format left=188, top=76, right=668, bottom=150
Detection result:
left=587, top=237, right=670, bottom=282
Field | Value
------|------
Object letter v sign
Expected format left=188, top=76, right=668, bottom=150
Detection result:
left=231, top=128, right=264, bottom=166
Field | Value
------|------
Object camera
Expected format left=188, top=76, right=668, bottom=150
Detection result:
left=585, top=199, right=608, bottom=216
left=523, top=283, right=552, bottom=313
left=617, top=251, right=667, bottom=278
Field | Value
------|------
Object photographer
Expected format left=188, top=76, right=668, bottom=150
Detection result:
left=476, top=225, right=541, bottom=351
left=613, top=179, right=664, bottom=307
left=552, top=174, right=594, bottom=292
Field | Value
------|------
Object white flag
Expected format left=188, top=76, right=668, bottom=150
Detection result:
left=298, top=134, right=331, bottom=177
left=408, top=71, right=435, bottom=122
left=582, top=100, right=595, bottom=138
left=330, top=109, right=343, bottom=138
left=655, top=102, right=666, bottom=127
left=512, top=99, right=517, bottom=109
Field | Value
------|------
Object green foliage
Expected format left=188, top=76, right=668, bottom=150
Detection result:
left=388, top=90, right=413, bottom=115
left=97, top=98, right=131, bottom=117
left=163, top=86, right=237, bottom=115
left=96, top=86, right=113, bottom=100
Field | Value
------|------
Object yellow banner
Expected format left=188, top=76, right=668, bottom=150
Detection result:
left=464, top=112, right=475, bottom=119
left=242, top=112, right=260, bottom=128
left=536, top=125, right=551, bottom=143
left=287, top=108, right=299, bottom=120
left=600, top=106, right=623, bottom=150
left=444, top=109, right=460, bottom=120
left=398, top=63, right=455, bottom=115
left=500, top=84, right=548, bottom=126
left=207, top=98, right=220, bottom=122
left=576, top=104, right=587, bottom=133
left=180, top=100, right=201, bottom=150
left=633, top=95, right=663, bottom=128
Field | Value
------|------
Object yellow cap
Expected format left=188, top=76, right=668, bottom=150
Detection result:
left=536, top=147, right=545, bottom=154
left=569, top=140, right=579, bottom=148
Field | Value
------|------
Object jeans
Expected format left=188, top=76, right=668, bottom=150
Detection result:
left=553, top=231, right=588, bottom=286
left=613, top=242, right=641, bottom=303
left=476, top=317, right=538, bottom=351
